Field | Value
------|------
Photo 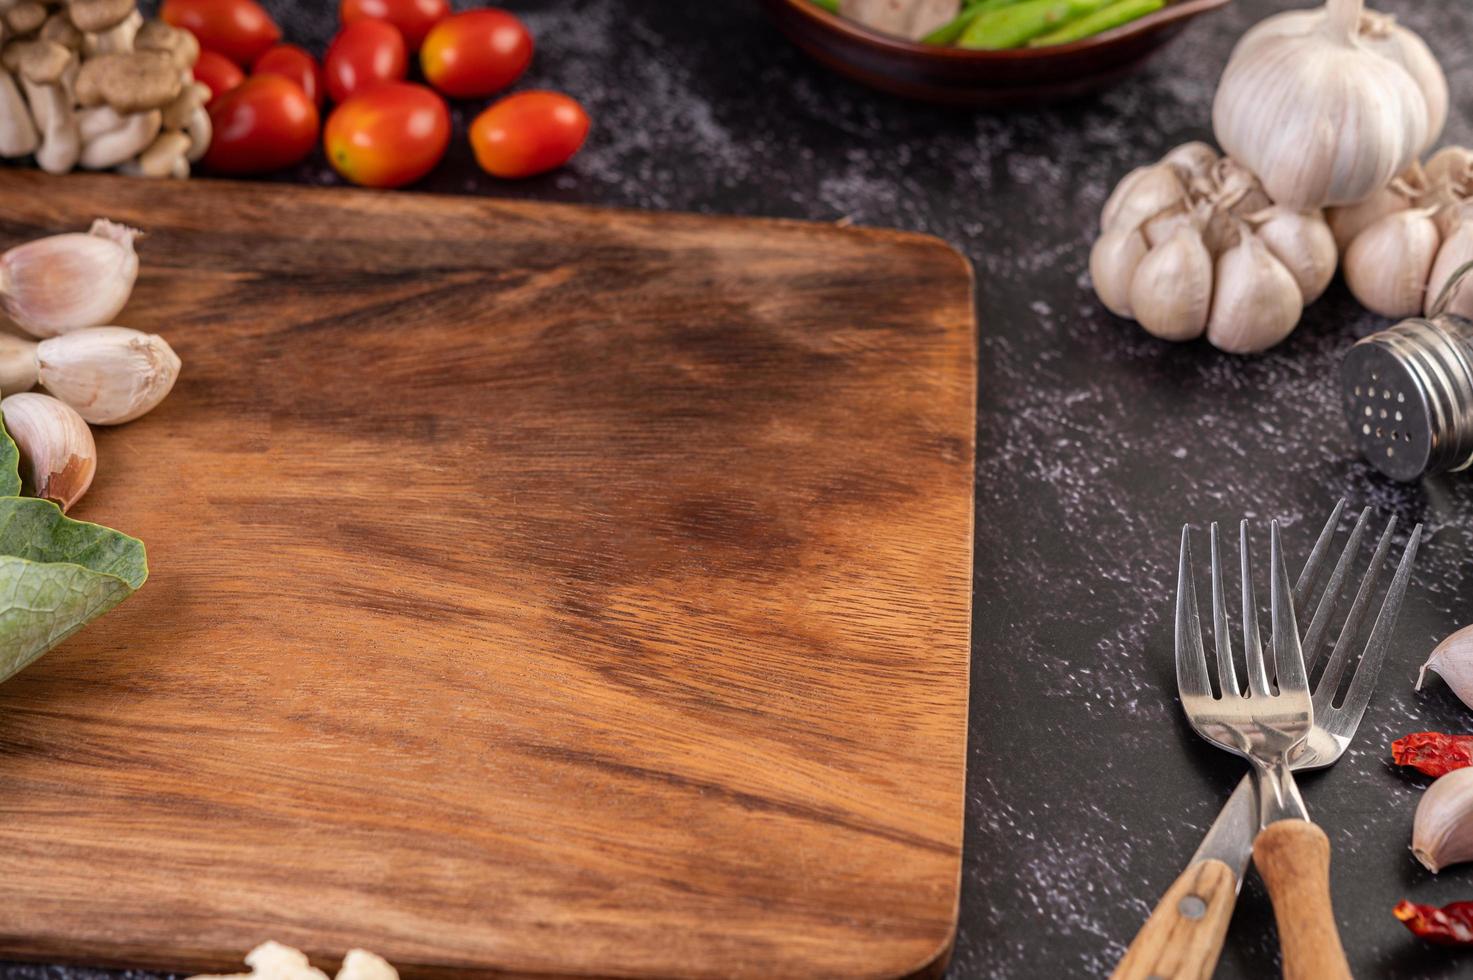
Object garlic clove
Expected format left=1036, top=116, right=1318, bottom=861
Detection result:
left=0, top=332, right=39, bottom=395
left=1417, top=624, right=1473, bottom=709
left=1142, top=205, right=1193, bottom=248
left=37, top=326, right=180, bottom=425
left=1327, top=183, right=1414, bottom=254
left=1426, top=220, right=1473, bottom=319
left=0, top=219, right=139, bottom=338
left=1160, top=141, right=1219, bottom=183
left=1205, top=230, right=1302, bottom=354
left=1128, top=226, right=1212, bottom=342
left=1413, top=768, right=1473, bottom=874
left=1089, top=226, right=1148, bottom=318
left=1212, top=157, right=1273, bottom=216
left=0, top=391, right=95, bottom=512
left=1344, top=208, right=1442, bottom=318
left=1251, top=207, right=1338, bottom=305
left=1100, top=163, right=1184, bottom=234
left=1212, top=0, right=1433, bottom=209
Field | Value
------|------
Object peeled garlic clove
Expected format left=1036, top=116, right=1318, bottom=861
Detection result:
left=1089, top=226, right=1148, bottom=318
left=37, top=326, right=180, bottom=425
left=1327, top=184, right=1413, bottom=254
left=1345, top=208, right=1441, bottom=317
left=1426, top=221, right=1473, bottom=318
left=1417, top=624, right=1473, bottom=710
left=1251, top=208, right=1338, bottom=305
left=1206, top=231, right=1302, bottom=354
left=1128, top=226, right=1212, bottom=342
left=1160, top=141, right=1219, bottom=183
left=1100, top=164, right=1184, bottom=234
left=0, top=333, right=39, bottom=395
left=0, top=391, right=95, bottom=512
left=0, top=219, right=140, bottom=339
left=1413, top=768, right=1473, bottom=873
left=1212, top=0, right=1433, bottom=209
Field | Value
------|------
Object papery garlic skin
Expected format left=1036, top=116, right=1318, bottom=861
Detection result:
left=0, top=391, right=96, bottom=512
left=1213, top=0, right=1435, bottom=209
left=1206, top=232, right=1302, bottom=354
left=1417, top=624, right=1473, bottom=712
left=1413, top=767, right=1473, bottom=873
left=1251, top=208, right=1337, bottom=304
left=0, top=219, right=140, bottom=338
left=1129, top=226, right=1212, bottom=341
left=37, top=326, right=181, bottom=425
left=1427, top=221, right=1473, bottom=319
left=1089, top=226, right=1147, bottom=319
left=1344, top=208, right=1441, bottom=317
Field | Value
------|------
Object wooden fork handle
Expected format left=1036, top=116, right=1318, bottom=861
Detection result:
left=1111, top=858, right=1236, bottom=980
left=1253, top=820, right=1353, bottom=980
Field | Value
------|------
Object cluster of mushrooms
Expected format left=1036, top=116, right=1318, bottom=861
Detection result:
left=1091, top=0, right=1449, bottom=354
left=0, top=0, right=210, bottom=177
left=0, top=219, right=181, bottom=511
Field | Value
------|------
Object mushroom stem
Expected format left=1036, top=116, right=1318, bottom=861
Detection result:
left=21, top=75, right=79, bottom=174
left=0, top=68, right=37, bottom=157
left=78, top=106, right=157, bottom=169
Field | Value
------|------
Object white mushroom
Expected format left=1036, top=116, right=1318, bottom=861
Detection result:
left=0, top=68, right=38, bottom=157
left=161, top=79, right=208, bottom=161
left=72, top=0, right=140, bottom=55
left=117, top=127, right=187, bottom=177
left=77, top=104, right=156, bottom=168
left=5, top=40, right=79, bottom=174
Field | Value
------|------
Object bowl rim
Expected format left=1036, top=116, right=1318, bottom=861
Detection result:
left=776, top=0, right=1232, bottom=59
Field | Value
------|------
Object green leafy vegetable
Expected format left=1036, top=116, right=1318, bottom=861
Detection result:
left=0, top=420, right=146, bottom=682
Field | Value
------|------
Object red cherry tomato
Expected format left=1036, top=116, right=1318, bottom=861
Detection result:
left=253, top=44, right=324, bottom=108
left=324, top=81, right=449, bottom=188
left=160, top=0, right=280, bottom=66
left=420, top=9, right=532, bottom=99
left=339, top=0, right=449, bottom=51
left=470, top=91, right=589, bottom=179
left=204, top=75, right=320, bottom=175
left=325, top=20, right=407, bottom=104
left=193, top=49, right=245, bottom=103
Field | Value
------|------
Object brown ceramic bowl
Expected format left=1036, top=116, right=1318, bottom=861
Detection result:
left=760, top=0, right=1231, bottom=106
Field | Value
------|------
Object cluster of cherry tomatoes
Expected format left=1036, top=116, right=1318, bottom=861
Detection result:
left=157, top=0, right=590, bottom=188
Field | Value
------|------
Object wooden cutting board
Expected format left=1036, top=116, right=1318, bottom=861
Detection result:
left=0, top=172, right=976, bottom=980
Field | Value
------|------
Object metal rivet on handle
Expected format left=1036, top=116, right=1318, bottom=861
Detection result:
left=1178, top=895, right=1207, bottom=919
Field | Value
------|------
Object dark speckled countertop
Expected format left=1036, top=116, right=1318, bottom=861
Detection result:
left=7, top=1, right=1473, bottom=977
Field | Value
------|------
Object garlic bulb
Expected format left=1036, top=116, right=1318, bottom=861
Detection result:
left=1091, top=143, right=1334, bottom=352
left=1413, top=768, right=1473, bottom=873
left=0, top=391, right=96, bottom=512
left=1330, top=148, right=1473, bottom=319
left=1418, top=624, right=1473, bottom=712
left=37, top=326, right=181, bottom=424
left=1213, top=0, right=1443, bottom=210
left=0, top=219, right=140, bottom=338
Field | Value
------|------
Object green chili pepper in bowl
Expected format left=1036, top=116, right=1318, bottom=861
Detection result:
left=1027, top=0, right=1164, bottom=45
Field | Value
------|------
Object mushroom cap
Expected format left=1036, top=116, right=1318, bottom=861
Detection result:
left=67, top=0, right=135, bottom=33
left=3, top=39, right=74, bottom=85
left=75, top=50, right=181, bottom=112
left=5, top=2, right=47, bottom=36
left=135, top=19, right=198, bottom=70
left=40, top=11, right=83, bottom=49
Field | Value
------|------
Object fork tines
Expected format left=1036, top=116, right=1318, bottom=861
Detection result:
left=1177, top=501, right=1421, bottom=726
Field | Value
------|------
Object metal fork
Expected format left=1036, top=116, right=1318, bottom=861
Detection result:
left=1113, top=503, right=1420, bottom=980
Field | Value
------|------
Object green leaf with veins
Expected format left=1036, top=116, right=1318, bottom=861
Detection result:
left=0, top=420, right=146, bottom=683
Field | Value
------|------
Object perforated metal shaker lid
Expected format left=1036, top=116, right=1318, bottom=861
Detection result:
left=1342, top=315, right=1473, bottom=481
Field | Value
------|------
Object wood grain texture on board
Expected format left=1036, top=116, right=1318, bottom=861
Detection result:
left=0, top=172, right=977, bottom=980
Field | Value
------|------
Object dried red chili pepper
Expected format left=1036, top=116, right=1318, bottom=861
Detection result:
left=1395, top=900, right=1473, bottom=944
left=1392, top=733, right=1473, bottom=777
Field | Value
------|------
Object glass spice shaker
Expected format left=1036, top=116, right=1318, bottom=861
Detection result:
left=1343, top=261, right=1473, bottom=482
